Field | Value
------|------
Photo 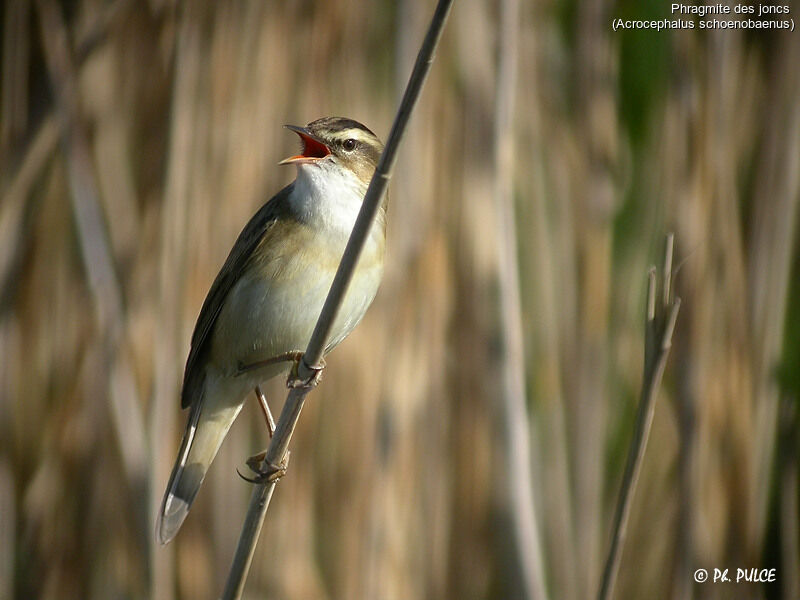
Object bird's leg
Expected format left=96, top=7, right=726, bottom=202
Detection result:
left=237, top=386, right=290, bottom=484
left=254, top=385, right=276, bottom=437
left=235, top=350, right=305, bottom=376
left=236, top=354, right=325, bottom=485
left=287, top=356, right=326, bottom=389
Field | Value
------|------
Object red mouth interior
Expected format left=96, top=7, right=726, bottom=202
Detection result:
left=298, top=133, right=330, bottom=159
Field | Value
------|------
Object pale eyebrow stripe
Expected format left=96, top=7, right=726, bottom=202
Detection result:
left=329, top=129, right=373, bottom=142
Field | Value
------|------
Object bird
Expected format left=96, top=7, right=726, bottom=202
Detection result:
left=157, top=117, right=386, bottom=545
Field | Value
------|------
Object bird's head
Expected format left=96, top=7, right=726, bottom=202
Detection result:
left=280, top=117, right=383, bottom=185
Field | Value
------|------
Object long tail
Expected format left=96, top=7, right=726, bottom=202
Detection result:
left=156, top=398, right=241, bottom=544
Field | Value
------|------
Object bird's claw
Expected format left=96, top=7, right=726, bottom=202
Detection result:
left=237, top=451, right=290, bottom=484
left=287, top=356, right=325, bottom=389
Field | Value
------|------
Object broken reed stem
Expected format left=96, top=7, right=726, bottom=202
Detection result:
left=220, top=1, right=455, bottom=598
left=597, top=234, right=681, bottom=600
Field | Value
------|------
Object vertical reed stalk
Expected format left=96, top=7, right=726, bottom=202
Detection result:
left=492, top=0, right=548, bottom=596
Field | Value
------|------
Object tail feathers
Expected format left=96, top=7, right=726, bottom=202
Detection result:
left=157, top=401, right=241, bottom=545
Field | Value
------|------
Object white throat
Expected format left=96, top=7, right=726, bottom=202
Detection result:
left=290, top=161, right=367, bottom=236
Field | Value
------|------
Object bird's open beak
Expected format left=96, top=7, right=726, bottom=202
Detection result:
left=279, top=125, right=331, bottom=165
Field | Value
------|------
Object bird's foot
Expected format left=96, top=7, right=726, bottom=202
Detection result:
left=237, top=450, right=290, bottom=484
left=287, top=356, right=326, bottom=389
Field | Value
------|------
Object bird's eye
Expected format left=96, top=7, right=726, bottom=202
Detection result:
left=342, top=139, right=357, bottom=152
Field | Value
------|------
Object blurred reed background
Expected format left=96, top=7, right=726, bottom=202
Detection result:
left=1, top=0, right=798, bottom=598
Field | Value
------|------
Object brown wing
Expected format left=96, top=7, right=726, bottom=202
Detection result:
left=180, top=184, right=293, bottom=408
